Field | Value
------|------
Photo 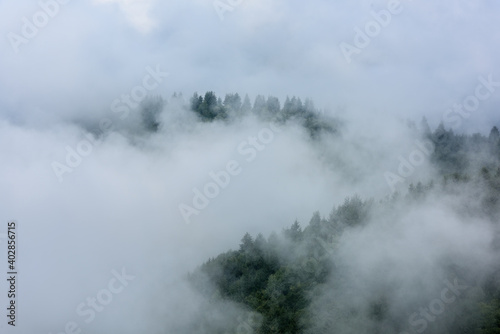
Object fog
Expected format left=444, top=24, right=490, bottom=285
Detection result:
left=1, top=1, right=499, bottom=333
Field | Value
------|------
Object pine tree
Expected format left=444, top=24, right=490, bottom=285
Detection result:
left=489, top=126, right=500, bottom=145
left=252, top=95, right=266, bottom=115
left=304, top=98, right=315, bottom=114
left=223, top=93, right=242, bottom=114
left=284, top=220, right=302, bottom=242
left=190, top=92, right=202, bottom=113
left=240, top=233, right=254, bottom=253
left=266, top=96, right=281, bottom=118
left=241, top=94, right=252, bottom=114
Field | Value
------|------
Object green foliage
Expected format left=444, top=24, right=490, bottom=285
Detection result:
left=189, top=210, right=338, bottom=333
left=283, top=220, right=302, bottom=243
left=430, top=122, right=468, bottom=174
left=190, top=91, right=228, bottom=121
left=188, top=91, right=339, bottom=138
left=329, top=195, right=372, bottom=228
left=241, top=94, right=252, bottom=114
left=479, top=299, right=500, bottom=334
left=186, top=121, right=500, bottom=334
left=223, top=93, right=242, bottom=115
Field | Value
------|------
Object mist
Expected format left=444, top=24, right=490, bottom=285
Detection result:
left=1, top=1, right=500, bottom=333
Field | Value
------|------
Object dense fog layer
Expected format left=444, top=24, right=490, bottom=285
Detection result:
left=1, top=1, right=500, bottom=333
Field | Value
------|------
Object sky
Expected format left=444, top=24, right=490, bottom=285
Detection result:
left=1, top=0, right=500, bottom=130
left=0, top=1, right=500, bottom=333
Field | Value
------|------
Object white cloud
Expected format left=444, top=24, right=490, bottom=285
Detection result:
left=0, top=1, right=500, bottom=331
left=95, top=0, right=156, bottom=33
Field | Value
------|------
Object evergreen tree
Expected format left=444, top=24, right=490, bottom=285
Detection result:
left=252, top=95, right=266, bottom=115
left=186, top=121, right=500, bottom=334
left=265, top=96, right=281, bottom=118
left=489, top=126, right=500, bottom=144
left=432, top=122, right=467, bottom=174
left=190, top=92, right=202, bottom=113
left=489, top=126, right=500, bottom=156
left=140, top=95, right=164, bottom=132
left=304, top=98, right=315, bottom=114
left=240, top=233, right=254, bottom=253
left=223, top=93, right=242, bottom=114
left=254, top=233, right=267, bottom=251
left=241, top=94, right=252, bottom=114
left=290, top=97, right=304, bottom=116
left=332, top=195, right=370, bottom=227
left=284, top=220, right=302, bottom=242
left=191, top=91, right=228, bottom=121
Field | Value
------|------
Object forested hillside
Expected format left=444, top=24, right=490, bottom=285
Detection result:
left=80, top=91, right=500, bottom=333
left=4, top=2, right=500, bottom=333
left=188, top=92, right=338, bottom=139
left=183, top=120, right=500, bottom=334
left=104, top=91, right=340, bottom=140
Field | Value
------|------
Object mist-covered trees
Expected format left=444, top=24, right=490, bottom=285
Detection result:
left=186, top=123, right=500, bottom=334
left=105, top=90, right=339, bottom=140
left=190, top=91, right=228, bottom=121
left=330, top=195, right=372, bottom=228
left=425, top=123, right=500, bottom=179
left=140, top=95, right=165, bottom=132
left=189, top=194, right=500, bottom=333
left=188, top=91, right=339, bottom=138
left=223, top=93, right=242, bottom=115
left=188, top=198, right=379, bottom=333
left=284, top=221, right=302, bottom=243
left=490, top=126, right=500, bottom=158
left=241, top=94, right=252, bottom=114
left=429, top=122, right=468, bottom=174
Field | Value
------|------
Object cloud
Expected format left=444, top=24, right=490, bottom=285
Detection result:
left=1, top=1, right=499, bottom=129
left=94, top=0, right=157, bottom=33
left=0, top=1, right=499, bottom=332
